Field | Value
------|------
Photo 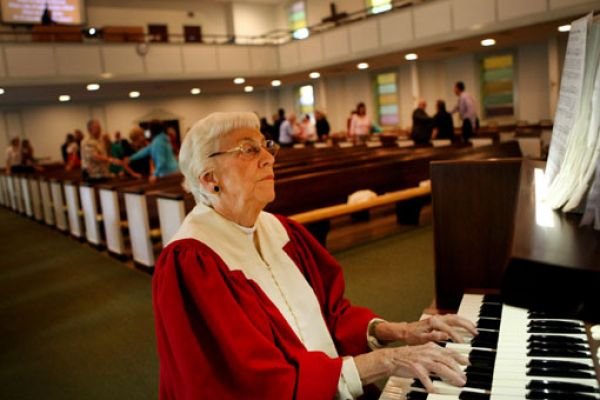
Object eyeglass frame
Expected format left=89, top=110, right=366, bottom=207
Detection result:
left=208, top=138, right=280, bottom=159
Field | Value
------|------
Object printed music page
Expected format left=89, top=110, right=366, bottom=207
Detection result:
left=546, top=13, right=591, bottom=184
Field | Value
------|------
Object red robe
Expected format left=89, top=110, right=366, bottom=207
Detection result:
left=153, top=215, right=377, bottom=399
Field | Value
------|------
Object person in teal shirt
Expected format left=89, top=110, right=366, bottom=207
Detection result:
left=127, top=121, right=178, bottom=181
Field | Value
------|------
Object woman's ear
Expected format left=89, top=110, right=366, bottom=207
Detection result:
left=200, top=171, right=220, bottom=194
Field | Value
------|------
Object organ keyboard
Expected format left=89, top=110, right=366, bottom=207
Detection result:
left=379, top=293, right=600, bottom=400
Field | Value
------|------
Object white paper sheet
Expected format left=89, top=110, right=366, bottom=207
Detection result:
left=545, top=13, right=591, bottom=184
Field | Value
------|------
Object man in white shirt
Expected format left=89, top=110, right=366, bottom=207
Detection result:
left=451, top=81, right=479, bottom=143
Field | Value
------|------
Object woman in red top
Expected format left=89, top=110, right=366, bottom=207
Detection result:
left=153, top=112, right=476, bottom=399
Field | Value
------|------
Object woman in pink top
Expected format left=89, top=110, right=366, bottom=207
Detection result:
left=348, top=102, right=371, bottom=142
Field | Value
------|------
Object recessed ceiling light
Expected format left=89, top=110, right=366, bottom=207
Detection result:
left=59, top=95, right=71, bottom=102
left=357, top=62, right=369, bottom=70
left=404, top=53, right=418, bottom=61
left=88, top=27, right=97, bottom=36
left=86, top=83, right=100, bottom=91
left=244, top=85, right=254, bottom=93
left=558, top=24, right=571, bottom=32
left=481, top=38, right=496, bottom=47
left=190, top=88, right=201, bottom=95
left=271, top=80, right=281, bottom=87
left=0, top=88, right=4, bottom=95
left=234, top=77, right=245, bottom=85
left=309, top=71, right=320, bottom=79
left=129, top=91, right=140, bottom=98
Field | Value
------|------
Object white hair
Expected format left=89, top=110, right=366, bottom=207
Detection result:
left=179, top=112, right=260, bottom=205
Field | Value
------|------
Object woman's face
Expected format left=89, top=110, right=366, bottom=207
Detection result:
left=357, top=105, right=366, bottom=116
left=211, top=128, right=276, bottom=210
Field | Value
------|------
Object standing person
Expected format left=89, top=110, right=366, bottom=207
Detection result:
left=5, top=137, right=22, bottom=175
left=61, top=133, right=73, bottom=163
left=74, top=129, right=84, bottom=160
left=153, top=111, right=476, bottom=399
left=410, top=100, right=433, bottom=145
left=81, top=119, right=121, bottom=183
left=65, top=134, right=81, bottom=171
left=451, top=81, right=479, bottom=143
left=260, top=117, right=276, bottom=141
left=432, top=100, right=455, bottom=141
left=278, top=113, right=300, bottom=147
left=126, top=120, right=178, bottom=183
left=349, top=102, right=371, bottom=143
left=300, top=114, right=317, bottom=143
left=273, top=108, right=286, bottom=144
left=127, top=126, right=151, bottom=177
left=315, top=110, right=331, bottom=141
left=20, top=139, right=39, bottom=172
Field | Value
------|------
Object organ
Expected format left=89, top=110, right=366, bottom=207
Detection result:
left=380, top=159, right=600, bottom=399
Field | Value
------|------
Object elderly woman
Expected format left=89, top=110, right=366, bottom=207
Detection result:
left=153, top=112, right=477, bottom=399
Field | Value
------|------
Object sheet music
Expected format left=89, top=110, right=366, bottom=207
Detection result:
left=581, top=157, right=600, bottom=230
left=545, top=13, right=591, bottom=184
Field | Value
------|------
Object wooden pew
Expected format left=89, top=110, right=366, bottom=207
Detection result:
left=289, top=184, right=432, bottom=247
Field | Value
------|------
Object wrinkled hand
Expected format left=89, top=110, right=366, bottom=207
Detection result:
left=388, top=342, right=468, bottom=392
left=404, top=315, right=477, bottom=345
left=376, top=315, right=477, bottom=345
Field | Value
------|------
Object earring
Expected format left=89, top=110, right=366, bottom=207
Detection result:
left=214, top=185, right=220, bottom=193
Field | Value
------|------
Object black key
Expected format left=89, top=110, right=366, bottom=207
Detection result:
left=465, top=365, right=494, bottom=375
left=527, top=367, right=596, bottom=379
left=528, top=334, right=585, bottom=344
left=459, top=392, right=490, bottom=400
left=464, top=376, right=491, bottom=390
left=479, top=304, right=502, bottom=319
left=529, top=321, right=584, bottom=330
left=476, top=318, right=501, bottom=330
left=527, top=342, right=589, bottom=352
left=528, top=326, right=586, bottom=334
left=407, top=392, right=429, bottom=400
left=469, top=349, right=496, bottom=360
left=528, top=311, right=569, bottom=319
left=527, top=359, right=593, bottom=371
left=528, top=348, right=590, bottom=358
left=527, top=390, right=598, bottom=400
left=482, top=294, right=502, bottom=304
left=527, top=380, right=599, bottom=394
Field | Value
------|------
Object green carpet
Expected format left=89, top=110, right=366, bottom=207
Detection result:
left=0, top=208, right=157, bottom=400
left=0, top=207, right=434, bottom=399
left=335, top=226, right=435, bottom=323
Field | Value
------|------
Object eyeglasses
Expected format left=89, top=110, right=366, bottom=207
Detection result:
left=209, top=139, right=280, bottom=160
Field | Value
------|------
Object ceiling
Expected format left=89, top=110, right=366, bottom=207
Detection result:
left=0, top=16, right=572, bottom=107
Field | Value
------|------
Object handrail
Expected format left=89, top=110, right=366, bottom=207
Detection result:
left=0, top=0, right=429, bottom=46
left=290, top=185, right=431, bottom=224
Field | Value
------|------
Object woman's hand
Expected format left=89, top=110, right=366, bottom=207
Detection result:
left=354, top=342, right=468, bottom=392
left=375, top=314, right=478, bottom=345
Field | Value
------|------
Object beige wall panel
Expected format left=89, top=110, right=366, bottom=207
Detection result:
left=497, top=0, right=547, bottom=20
left=250, top=47, right=278, bottom=72
left=145, top=46, right=183, bottom=75
left=550, top=0, right=595, bottom=9
left=102, top=46, right=144, bottom=75
left=349, top=19, right=379, bottom=54
left=182, top=46, right=218, bottom=73
left=217, top=46, right=251, bottom=72
left=518, top=43, right=550, bottom=122
left=323, top=28, right=350, bottom=60
left=56, top=46, right=103, bottom=76
left=0, top=48, right=6, bottom=77
left=414, top=1, right=452, bottom=39
left=452, top=0, right=495, bottom=31
left=278, top=42, right=300, bottom=70
left=4, top=46, right=56, bottom=77
left=379, top=10, right=413, bottom=47
left=298, top=36, right=323, bottom=66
